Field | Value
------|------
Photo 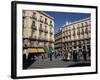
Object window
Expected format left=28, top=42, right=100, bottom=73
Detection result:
left=40, top=16, right=42, bottom=18
left=77, top=29, right=80, bottom=35
left=85, top=27, right=88, bottom=33
left=50, top=21, right=52, bottom=23
left=72, top=26, right=75, bottom=30
left=32, top=21, right=35, bottom=26
left=33, top=12, right=36, bottom=15
left=85, top=22, right=88, bottom=27
left=45, top=18, right=47, bottom=21
left=81, top=23, right=84, bottom=27
left=45, top=18, right=48, bottom=24
left=32, top=21, right=37, bottom=30
left=89, top=21, right=91, bottom=26
left=39, top=24, right=43, bottom=31
left=32, top=12, right=37, bottom=20
left=40, top=16, right=43, bottom=22
left=50, top=21, right=52, bottom=26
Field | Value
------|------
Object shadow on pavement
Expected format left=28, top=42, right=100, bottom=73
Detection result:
left=68, top=62, right=91, bottom=67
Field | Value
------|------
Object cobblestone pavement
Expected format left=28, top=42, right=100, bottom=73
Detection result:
left=28, top=56, right=90, bottom=69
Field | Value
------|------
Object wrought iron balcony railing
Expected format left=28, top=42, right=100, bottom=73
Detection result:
left=32, top=16, right=37, bottom=20
left=39, top=27, right=44, bottom=32
left=44, top=21, right=48, bottom=25
left=32, top=25, right=37, bottom=30
left=45, top=29, right=48, bottom=33
left=49, top=23, right=53, bottom=27
left=39, top=19, right=43, bottom=23
left=50, top=31, right=53, bottom=35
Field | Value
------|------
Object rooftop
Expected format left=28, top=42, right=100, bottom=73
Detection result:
left=55, top=17, right=91, bottom=34
left=63, top=17, right=91, bottom=27
left=38, top=11, right=54, bottom=20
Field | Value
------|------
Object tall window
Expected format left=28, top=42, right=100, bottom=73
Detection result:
left=33, top=12, right=36, bottom=17
left=50, top=21, right=52, bottom=26
left=40, top=24, right=42, bottom=27
left=32, top=21, right=35, bottom=26
left=85, top=22, right=88, bottom=27
left=39, top=24, right=43, bottom=31
left=40, top=16, right=42, bottom=19
left=50, top=21, right=52, bottom=24
left=72, top=26, right=75, bottom=36
left=81, top=23, right=84, bottom=27
left=40, top=16, right=43, bottom=22
left=45, top=18, right=48, bottom=24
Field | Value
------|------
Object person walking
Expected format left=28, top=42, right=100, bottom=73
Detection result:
left=54, top=50, right=57, bottom=59
left=49, top=53, right=52, bottom=61
left=82, top=47, right=87, bottom=61
left=72, top=49, right=78, bottom=61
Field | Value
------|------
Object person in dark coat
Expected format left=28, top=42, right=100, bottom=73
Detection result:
left=83, top=48, right=87, bottom=61
left=49, top=53, right=52, bottom=61
left=73, top=50, right=78, bottom=61
left=54, top=51, right=57, bottom=59
left=88, top=48, right=91, bottom=57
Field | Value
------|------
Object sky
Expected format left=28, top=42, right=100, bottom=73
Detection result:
left=45, top=11, right=90, bottom=32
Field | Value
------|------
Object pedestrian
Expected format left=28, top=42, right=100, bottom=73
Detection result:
left=77, top=50, right=79, bottom=61
left=49, top=53, right=52, bottom=61
left=67, top=52, right=71, bottom=61
left=54, top=51, right=57, bottom=59
left=41, top=54, right=44, bottom=61
left=82, top=47, right=87, bottom=61
left=88, top=48, right=91, bottom=57
left=73, top=49, right=77, bottom=61
left=78, top=49, right=82, bottom=61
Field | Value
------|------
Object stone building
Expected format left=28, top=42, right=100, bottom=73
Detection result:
left=22, top=10, right=54, bottom=50
left=55, top=17, right=91, bottom=60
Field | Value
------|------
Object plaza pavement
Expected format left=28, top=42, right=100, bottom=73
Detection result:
left=28, top=56, right=90, bottom=69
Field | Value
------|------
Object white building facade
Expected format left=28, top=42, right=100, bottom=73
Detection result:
left=22, top=10, right=54, bottom=49
left=55, top=18, right=91, bottom=60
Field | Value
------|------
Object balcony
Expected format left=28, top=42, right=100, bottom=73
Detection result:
left=77, top=30, right=80, bottom=35
left=49, top=38, right=54, bottom=42
left=44, top=21, right=48, bottom=25
left=39, top=19, right=43, bottom=23
left=30, top=36, right=38, bottom=40
left=45, top=29, right=48, bottom=33
left=81, top=29, right=84, bottom=35
left=50, top=31, right=53, bottom=35
left=23, top=16, right=26, bottom=19
left=39, top=37, right=45, bottom=40
left=44, top=38, right=49, bottom=41
left=68, top=32, right=71, bottom=37
left=39, top=27, right=44, bottom=32
left=32, top=16, right=37, bottom=20
left=66, top=35, right=68, bottom=38
left=49, top=23, right=53, bottom=27
left=63, top=36, right=65, bottom=38
left=85, top=25, right=88, bottom=27
left=85, top=28, right=88, bottom=33
left=32, top=25, right=37, bottom=30
left=72, top=31, right=76, bottom=36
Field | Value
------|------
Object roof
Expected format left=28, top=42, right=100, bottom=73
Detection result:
left=63, top=17, right=91, bottom=27
left=38, top=11, right=54, bottom=20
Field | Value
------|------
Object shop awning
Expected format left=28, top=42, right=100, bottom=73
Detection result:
left=45, top=48, right=55, bottom=54
left=37, top=48, right=45, bottom=53
left=28, top=48, right=37, bottom=53
left=45, top=48, right=49, bottom=53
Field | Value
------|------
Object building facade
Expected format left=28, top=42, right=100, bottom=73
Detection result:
left=55, top=18, right=91, bottom=60
left=22, top=10, right=54, bottom=49
left=54, top=30, right=62, bottom=54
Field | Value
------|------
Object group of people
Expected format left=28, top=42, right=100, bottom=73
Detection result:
left=23, top=47, right=91, bottom=63
left=54, top=47, right=91, bottom=62
left=72, top=47, right=90, bottom=61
